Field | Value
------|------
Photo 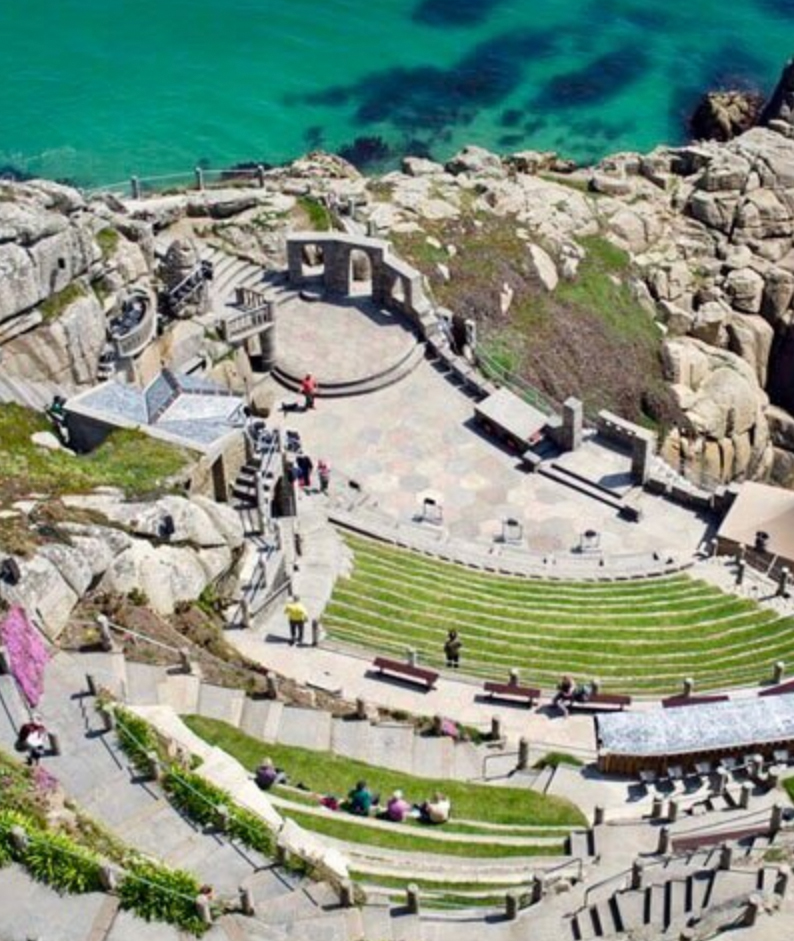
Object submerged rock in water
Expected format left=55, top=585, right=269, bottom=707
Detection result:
left=690, top=90, right=764, bottom=142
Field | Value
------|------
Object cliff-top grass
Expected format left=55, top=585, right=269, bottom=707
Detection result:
left=393, top=213, right=676, bottom=428
left=0, top=403, right=189, bottom=509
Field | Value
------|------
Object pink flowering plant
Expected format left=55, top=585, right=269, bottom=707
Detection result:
left=0, top=606, right=50, bottom=707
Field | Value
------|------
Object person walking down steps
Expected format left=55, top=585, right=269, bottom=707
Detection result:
left=284, top=595, right=309, bottom=646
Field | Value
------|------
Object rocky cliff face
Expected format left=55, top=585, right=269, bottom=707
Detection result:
left=0, top=181, right=153, bottom=391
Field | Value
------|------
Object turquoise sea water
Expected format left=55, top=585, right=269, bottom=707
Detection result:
left=0, top=0, right=792, bottom=186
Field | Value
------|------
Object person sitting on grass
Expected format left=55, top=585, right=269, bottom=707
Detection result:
left=383, top=789, right=411, bottom=823
left=254, top=757, right=287, bottom=790
left=420, top=791, right=451, bottom=825
left=347, top=780, right=377, bottom=816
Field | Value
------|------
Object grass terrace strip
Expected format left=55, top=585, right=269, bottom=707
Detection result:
left=323, top=534, right=794, bottom=694
left=182, top=716, right=585, bottom=829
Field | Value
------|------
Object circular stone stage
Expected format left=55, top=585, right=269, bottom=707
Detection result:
left=273, top=293, right=421, bottom=395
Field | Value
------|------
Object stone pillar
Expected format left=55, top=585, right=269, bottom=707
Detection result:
left=651, top=796, right=664, bottom=819
left=505, top=891, right=520, bottom=920
left=131, top=176, right=141, bottom=199
left=739, top=784, right=751, bottom=810
left=719, top=844, right=733, bottom=870
left=338, top=880, right=354, bottom=908
left=736, top=560, right=746, bottom=586
left=48, top=732, right=61, bottom=756
left=778, top=567, right=790, bottom=598
left=311, top=618, right=321, bottom=647
left=712, top=769, right=728, bottom=797
left=325, top=242, right=351, bottom=296
left=179, top=647, right=193, bottom=675
left=256, top=164, right=266, bottom=188
left=631, top=861, right=644, bottom=890
left=491, top=716, right=502, bottom=741
left=657, top=826, right=671, bottom=855
left=774, top=661, right=786, bottom=684
left=593, top=806, right=605, bottom=826
left=744, top=894, right=761, bottom=926
left=287, top=240, right=305, bottom=284
left=770, top=802, right=784, bottom=835
left=194, top=167, right=205, bottom=191
left=561, top=397, right=583, bottom=452
left=240, top=600, right=251, bottom=631
left=531, top=875, right=546, bottom=904
left=259, top=322, right=277, bottom=372
left=682, top=677, right=694, bottom=697
left=239, top=885, right=255, bottom=916
left=517, top=737, right=529, bottom=771
left=631, top=434, right=654, bottom=485
left=406, top=883, right=420, bottom=914
left=668, top=799, right=679, bottom=823
left=97, top=615, right=114, bottom=652
left=407, top=648, right=418, bottom=667
left=147, top=752, right=162, bottom=782
left=776, top=864, right=791, bottom=897
left=266, top=672, right=280, bottom=700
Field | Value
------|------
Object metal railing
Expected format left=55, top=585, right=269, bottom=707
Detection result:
left=473, top=345, right=556, bottom=417
left=221, top=305, right=274, bottom=343
left=113, top=303, right=157, bottom=358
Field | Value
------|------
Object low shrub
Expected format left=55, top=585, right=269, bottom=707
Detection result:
left=119, top=859, right=206, bottom=935
left=114, top=707, right=157, bottom=775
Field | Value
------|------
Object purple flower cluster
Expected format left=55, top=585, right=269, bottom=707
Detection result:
left=0, top=606, right=50, bottom=707
left=32, top=764, right=59, bottom=794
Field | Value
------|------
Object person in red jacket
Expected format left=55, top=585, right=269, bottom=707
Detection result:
left=300, top=374, right=317, bottom=410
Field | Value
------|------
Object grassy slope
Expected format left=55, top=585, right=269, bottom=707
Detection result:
left=322, top=535, right=794, bottom=693
left=393, top=218, right=675, bottom=427
left=0, top=403, right=189, bottom=506
left=183, top=715, right=585, bottom=830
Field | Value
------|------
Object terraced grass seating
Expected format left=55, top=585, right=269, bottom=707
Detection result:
left=569, top=692, right=631, bottom=712
left=483, top=680, right=540, bottom=707
left=758, top=679, right=794, bottom=697
left=372, top=656, right=438, bottom=690
left=662, top=694, right=731, bottom=708
left=324, top=533, right=794, bottom=694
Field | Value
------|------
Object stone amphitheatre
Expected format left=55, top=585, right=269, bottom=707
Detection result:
left=6, top=73, right=794, bottom=941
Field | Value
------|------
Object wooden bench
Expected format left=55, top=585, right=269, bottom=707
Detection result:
left=758, top=679, right=794, bottom=697
left=569, top=693, right=632, bottom=712
left=662, top=694, right=730, bottom=708
left=372, top=657, right=439, bottom=690
left=483, top=681, right=540, bottom=708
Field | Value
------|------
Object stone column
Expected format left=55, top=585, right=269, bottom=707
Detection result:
left=631, top=434, right=654, bottom=485
left=325, top=242, right=351, bottom=295
left=259, top=321, right=277, bottom=373
left=562, top=397, right=583, bottom=452
left=287, top=240, right=305, bottom=284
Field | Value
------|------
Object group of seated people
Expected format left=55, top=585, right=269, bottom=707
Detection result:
left=552, top=675, right=593, bottom=716
left=254, top=758, right=451, bottom=825
left=347, top=780, right=451, bottom=825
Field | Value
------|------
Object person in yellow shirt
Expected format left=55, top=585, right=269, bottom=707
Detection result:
left=284, top=595, right=309, bottom=646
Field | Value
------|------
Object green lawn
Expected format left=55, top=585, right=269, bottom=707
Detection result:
left=322, top=534, right=793, bottom=694
left=183, top=715, right=585, bottom=851
left=0, top=403, right=189, bottom=505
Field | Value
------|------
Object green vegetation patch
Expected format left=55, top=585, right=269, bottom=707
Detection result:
left=183, top=714, right=585, bottom=829
left=296, top=196, right=333, bottom=232
left=96, top=227, right=120, bottom=260
left=322, top=534, right=794, bottom=695
left=39, top=282, right=86, bottom=323
left=0, top=404, right=189, bottom=508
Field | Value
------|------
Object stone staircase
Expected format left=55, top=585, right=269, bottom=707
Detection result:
left=569, top=846, right=782, bottom=940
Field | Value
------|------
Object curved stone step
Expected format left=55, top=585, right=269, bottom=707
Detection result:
left=273, top=343, right=425, bottom=398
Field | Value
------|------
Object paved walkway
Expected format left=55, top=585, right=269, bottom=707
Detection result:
left=266, top=355, right=712, bottom=549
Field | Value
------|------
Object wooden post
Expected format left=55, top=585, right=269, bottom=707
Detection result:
left=406, top=883, right=420, bottom=914
left=239, top=885, right=255, bottom=915
left=505, top=890, right=520, bottom=920
left=517, top=737, right=529, bottom=771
